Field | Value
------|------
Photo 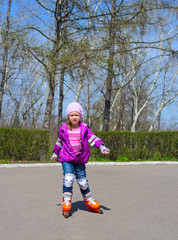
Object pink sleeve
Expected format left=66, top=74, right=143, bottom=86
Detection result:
left=87, top=128, right=104, bottom=148
left=53, top=129, right=63, bottom=155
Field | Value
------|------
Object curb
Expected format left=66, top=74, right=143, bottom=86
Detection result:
left=0, top=161, right=178, bottom=168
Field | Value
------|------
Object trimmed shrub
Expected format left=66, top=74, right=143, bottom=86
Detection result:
left=1, top=128, right=177, bottom=162
left=0, top=128, right=49, bottom=161
left=90, top=131, right=178, bottom=161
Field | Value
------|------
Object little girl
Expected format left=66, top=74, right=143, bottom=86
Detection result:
left=51, top=102, right=110, bottom=218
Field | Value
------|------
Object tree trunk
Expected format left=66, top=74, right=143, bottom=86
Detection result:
left=58, top=0, right=68, bottom=126
left=131, top=89, right=139, bottom=132
left=43, top=0, right=62, bottom=129
left=87, top=70, right=94, bottom=126
left=58, top=68, right=65, bottom=126
left=43, top=76, right=55, bottom=129
left=103, top=73, right=113, bottom=131
left=103, top=0, right=115, bottom=131
left=157, top=112, right=161, bottom=131
left=0, top=0, right=11, bottom=119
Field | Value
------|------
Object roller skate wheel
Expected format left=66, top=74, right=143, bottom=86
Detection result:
left=63, top=211, right=69, bottom=218
left=98, top=208, right=103, bottom=214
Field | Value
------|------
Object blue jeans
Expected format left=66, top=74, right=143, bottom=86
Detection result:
left=62, top=162, right=90, bottom=196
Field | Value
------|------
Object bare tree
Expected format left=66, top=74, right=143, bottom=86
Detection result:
left=0, top=0, right=11, bottom=119
left=102, top=0, right=116, bottom=131
left=100, top=0, right=177, bottom=132
left=149, top=70, right=178, bottom=131
left=129, top=10, right=177, bottom=132
left=19, top=0, right=74, bottom=129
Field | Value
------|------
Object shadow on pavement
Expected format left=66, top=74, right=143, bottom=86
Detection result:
left=57, top=201, right=111, bottom=216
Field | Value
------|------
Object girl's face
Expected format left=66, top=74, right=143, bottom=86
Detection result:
left=68, top=112, right=81, bottom=128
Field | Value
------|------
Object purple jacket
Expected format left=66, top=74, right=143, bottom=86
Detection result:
left=53, top=122, right=104, bottom=164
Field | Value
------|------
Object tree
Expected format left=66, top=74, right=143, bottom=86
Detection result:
left=102, top=0, right=116, bottom=131
left=128, top=9, right=177, bottom=132
left=20, top=0, right=75, bottom=129
left=1, top=0, right=177, bottom=131
left=0, top=0, right=31, bottom=126
left=149, top=69, right=178, bottom=131
left=101, top=0, right=177, bottom=131
left=0, top=0, right=12, bottom=119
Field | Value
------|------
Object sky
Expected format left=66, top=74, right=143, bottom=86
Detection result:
left=161, top=101, right=178, bottom=130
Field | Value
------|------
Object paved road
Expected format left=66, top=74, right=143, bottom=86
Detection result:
left=0, top=164, right=178, bottom=240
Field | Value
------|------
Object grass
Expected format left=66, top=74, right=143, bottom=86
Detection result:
left=0, top=156, right=177, bottom=164
left=0, top=159, right=51, bottom=164
left=145, top=156, right=178, bottom=161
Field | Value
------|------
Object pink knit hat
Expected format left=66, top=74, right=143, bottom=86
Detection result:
left=66, top=102, right=83, bottom=118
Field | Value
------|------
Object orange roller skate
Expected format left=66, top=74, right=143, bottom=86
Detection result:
left=83, top=192, right=103, bottom=214
left=62, top=192, right=72, bottom=218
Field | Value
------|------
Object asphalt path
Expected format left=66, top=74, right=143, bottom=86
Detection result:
left=0, top=164, right=178, bottom=240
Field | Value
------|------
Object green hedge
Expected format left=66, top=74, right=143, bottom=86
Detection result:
left=0, top=128, right=49, bottom=161
left=0, top=128, right=177, bottom=162
left=90, top=131, right=178, bottom=161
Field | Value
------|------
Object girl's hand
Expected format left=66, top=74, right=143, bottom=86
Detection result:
left=99, top=145, right=110, bottom=155
left=50, top=153, right=58, bottom=163
left=51, top=156, right=56, bottom=163
left=101, top=149, right=110, bottom=155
